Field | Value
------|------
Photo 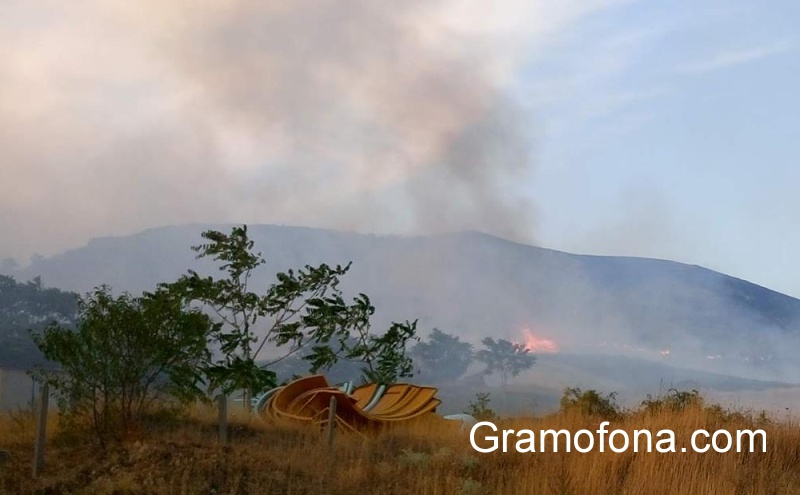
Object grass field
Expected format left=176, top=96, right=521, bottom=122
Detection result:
left=0, top=397, right=798, bottom=494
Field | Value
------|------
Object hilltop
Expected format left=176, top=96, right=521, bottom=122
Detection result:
left=8, top=224, right=800, bottom=390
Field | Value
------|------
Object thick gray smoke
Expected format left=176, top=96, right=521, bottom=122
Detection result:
left=160, top=0, right=538, bottom=240
left=3, top=0, right=628, bottom=261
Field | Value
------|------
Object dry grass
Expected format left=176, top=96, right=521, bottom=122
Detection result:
left=1, top=401, right=799, bottom=494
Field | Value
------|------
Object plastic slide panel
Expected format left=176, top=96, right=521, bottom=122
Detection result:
left=366, top=385, right=414, bottom=415
left=362, top=384, right=386, bottom=412
left=261, top=374, right=443, bottom=431
left=376, top=398, right=442, bottom=422
left=269, top=375, right=331, bottom=422
left=350, top=383, right=378, bottom=408
left=371, top=387, right=439, bottom=419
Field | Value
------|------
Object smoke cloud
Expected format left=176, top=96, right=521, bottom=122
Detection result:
left=0, top=0, right=624, bottom=261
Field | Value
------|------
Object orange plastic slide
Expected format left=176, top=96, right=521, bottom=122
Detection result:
left=262, top=375, right=441, bottom=431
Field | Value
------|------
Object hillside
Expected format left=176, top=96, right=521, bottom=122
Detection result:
left=10, top=224, right=800, bottom=385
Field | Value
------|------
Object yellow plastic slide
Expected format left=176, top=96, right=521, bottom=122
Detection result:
left=263, top=375, right=442, bottom=431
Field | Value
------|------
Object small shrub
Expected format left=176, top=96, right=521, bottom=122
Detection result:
left=465, top=392, right=496, bottom=420
left=640, top=388, right=703, bottom=414
left=560, top=387, right=620, bottom=419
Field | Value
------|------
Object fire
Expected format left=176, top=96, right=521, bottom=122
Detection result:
left=521, top=328, right=559, bottom=353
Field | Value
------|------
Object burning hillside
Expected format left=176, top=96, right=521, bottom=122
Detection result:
left=520, top=328, right=559, bottom=354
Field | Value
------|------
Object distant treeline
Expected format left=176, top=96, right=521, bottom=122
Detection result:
left=0, top=275, right=78, bottom=368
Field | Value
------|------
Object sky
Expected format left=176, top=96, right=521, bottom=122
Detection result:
left=1, top=1, right=799, bottom=296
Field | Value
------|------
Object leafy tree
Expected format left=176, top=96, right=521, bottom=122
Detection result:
left=411, top=328, right=473, bottom=383
left=476, top=337, right=535, bottom=389
left=270, top=339, right=365, bottom=385
left=272, top=326, right=418, bottom=386
left=31, top=286, right=214, bottom=444
left=351, top=320, right=418, bottom=385
left=0, top=275, right=78, bottom=368
left=166, top=225, right=418, bottom=409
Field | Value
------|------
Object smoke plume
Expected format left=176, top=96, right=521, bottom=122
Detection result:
left=1, top=0, right=622, bottom=261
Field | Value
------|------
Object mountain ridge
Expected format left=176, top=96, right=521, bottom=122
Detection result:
left=10, top=223, right=800, bottom=383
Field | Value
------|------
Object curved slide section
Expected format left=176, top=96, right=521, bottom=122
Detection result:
left=262, top=375, right=443, bottom=431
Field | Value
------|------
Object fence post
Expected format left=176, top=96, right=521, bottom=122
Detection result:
left=326, top=396, right=337, bottom=451
left=218, top=394, right=228, bottom=444
left=32, top=381, right=49, bottom=478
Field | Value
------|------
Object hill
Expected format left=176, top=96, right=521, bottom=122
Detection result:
left=10, top=224, right=800, bottom=386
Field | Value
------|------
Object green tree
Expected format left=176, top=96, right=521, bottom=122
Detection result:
left=476, top=337, right=535, bottom=389
left=411, top=328, right=473, bottom=383
left=31, top=286, right=213, bottom=444
left=0, top=275, right=78, bottom=368
left=271, top=336, right=365, bottom=385
left=166, top=225, right=417, bottom=409
left=350, top=320, right=418, bottom=385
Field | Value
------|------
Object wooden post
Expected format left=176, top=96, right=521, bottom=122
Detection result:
left=243, top=390, right=252, bottom=414
left=32, top=382, right=49, bottom=478
left=324, top=396, right=338, bottom=495
left=326, top=396, right=337, bottom=451
left=218, top=394, right=228, bottom=444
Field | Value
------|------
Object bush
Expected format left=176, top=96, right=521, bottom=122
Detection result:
left=640, top=388, right=703, bottom=414
left=560, top=387, right=620, bottom=419
left=31, top=286, right=214, bottom=444
left=465, top=392, right=496, bottom=420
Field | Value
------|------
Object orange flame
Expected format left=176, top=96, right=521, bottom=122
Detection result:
left=521, top=328, right=559, bottom=353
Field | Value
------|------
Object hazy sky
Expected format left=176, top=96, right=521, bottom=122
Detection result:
left=2, top=1, right=799, bottom=296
